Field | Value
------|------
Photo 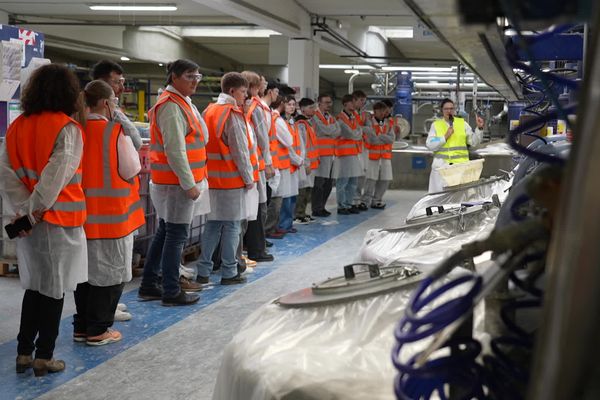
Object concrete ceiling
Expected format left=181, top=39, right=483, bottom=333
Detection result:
left=0, top=0, right=477, bottom=92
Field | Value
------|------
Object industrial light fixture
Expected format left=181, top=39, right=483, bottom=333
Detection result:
left=381, top=66, right=455, bottom=72
left=319, top=64, right=374, bottom=70
left=120, top=56, right=130, bottom=61
left=181, top=27, right=280, bottom=38
left=158, top=63, right=164, bottom=67
left=89, top=4, right=178, bottom=11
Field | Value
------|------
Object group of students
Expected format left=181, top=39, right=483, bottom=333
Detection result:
left=0, top=57, right=398, bottom=377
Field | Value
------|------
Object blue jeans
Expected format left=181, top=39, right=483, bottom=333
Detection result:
left=142, top=218, right=189, bottom=298
left=336, top=177, right=358, bottom=209
left=196, top=220, right=241, bottom=279
left=278, top=196, right=296, bottom=231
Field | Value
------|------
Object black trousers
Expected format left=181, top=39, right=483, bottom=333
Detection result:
left=245, top=202, right=267, bottom=258
left=73, top=282, right=124, bottom=336
left=17, top=290, right=64, bottom=359
left=311, top=176, right=334, bottom=213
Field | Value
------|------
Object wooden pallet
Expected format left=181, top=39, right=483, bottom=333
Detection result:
left=0, top=258, right=19, bottom=277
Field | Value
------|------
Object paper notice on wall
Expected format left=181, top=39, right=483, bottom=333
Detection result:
left=7, top=100, right=21, bottom=124
left=0, top=79, right=20, bottom=101
left=1, top=40, right=23, bottom=79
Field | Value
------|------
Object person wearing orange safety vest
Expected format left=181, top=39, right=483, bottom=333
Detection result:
left=196, top=72, right=255, bottom=286
left=362, top=101, right=395, bottom=209
left=241, top=71, right=275, bottom=263
left=311, top=94, right=341, bottom=217
left=294, top=97, right=320, bottom=223
left=0, top=64, right=87, bottom=375
left=277, top=96, right=303, bottom=234
left=426, top=98, right=484, bottom=193
left=72, top=80, right=145, bottom=346
left=139, top=59, right=209, bottom=306
left=351, top=90, right=373, bottom=210
left=334, top=94, right=364, bottom=215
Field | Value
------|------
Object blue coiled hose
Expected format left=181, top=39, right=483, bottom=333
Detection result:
left=392, top=274, right=484, bottom=399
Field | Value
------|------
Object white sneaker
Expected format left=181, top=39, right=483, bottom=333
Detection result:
left=116, top=303, right=128, bottom=312
left=114, top=309, right=132, bottom=322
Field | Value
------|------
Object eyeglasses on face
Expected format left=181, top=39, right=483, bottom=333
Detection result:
left=442, top=107, right=455, bottom=111
left=182, top=73, right=203, bottom=82
left=109, top=97, right=119, bottom=105
left=109, top=77, right=126, bottom=86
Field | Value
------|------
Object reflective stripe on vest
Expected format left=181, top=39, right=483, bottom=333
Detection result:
left=149, top=90, right=207, bottom=184
left=433, top=117, right=469, bottom=164
left=295, top=119, right=320, bottom=170
left=314, top=110, right=337, bottom=157
left=245, top=119, right=260, bottom=182
left=5, top=111, right=86, bottom=227
left=335, top=112, right=361, bottom=157
left=203, top=102, right=250, bottom=189
left=367, top=118, right=394, bottom=160
left=82, top=120, right=145, bottom=239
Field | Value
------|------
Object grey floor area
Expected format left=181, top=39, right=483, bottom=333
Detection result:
left=1, top=189, right=425, bottom=400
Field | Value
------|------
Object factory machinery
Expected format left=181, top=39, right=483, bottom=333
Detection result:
left=213, top=2, right=599, bottom=399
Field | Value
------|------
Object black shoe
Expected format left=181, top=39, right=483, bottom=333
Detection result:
left=358, top=203, right=369, bottom=211
left=221, top=274, right=247, bottom=285
left=312, top=210, right=328, bottom=217
left=371, top=202, right=386, bottom=209
left=349, top=205, right=361, bottom=214
left=196, top=275, right=210, bottom=284
left=161, top=291, right=200, bottom=306
left=265, top=240, right=274, bottom=248
left=138, top=285, right=163, bottom=301
left=248, top=253, right=274, bottom=262
left=338, top=208, right=351, bottom=215
left=237, top=263, right=247, bottom=274
left=323, top=210, right=332, bottom=216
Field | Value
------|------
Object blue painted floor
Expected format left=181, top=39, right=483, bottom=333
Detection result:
left=0, top=205, right=390, bottom=400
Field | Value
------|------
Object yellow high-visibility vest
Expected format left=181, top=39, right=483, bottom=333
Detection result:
left=433, top=117, right=469, bottom=164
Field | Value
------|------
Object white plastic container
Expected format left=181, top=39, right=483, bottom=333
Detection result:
left=437, top=158, right=485, bottom=188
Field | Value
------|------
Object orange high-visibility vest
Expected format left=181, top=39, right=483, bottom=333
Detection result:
left=5, top=112, right=86, bottom=227
left=82, top=119, right=145, bottom=239
left=366, top=118, right=394, bottom=160
left=246, top=96, right=268, bottom=171
left=245, top=118, right=260, bottom=182
left=286, top=119, right=301, bottom=173
left=314, top=110, right=337, bottom=157
left=149, top=90, right=207, bottom=185
left=335, top=112, right=361, bottom=157
left=295, top=118, right=320, bottom=170
left=268, top=111, right=281, bottom=169
left=353, top=110, right=370, bottom=152
left=203, top=102, right=253, bottom=189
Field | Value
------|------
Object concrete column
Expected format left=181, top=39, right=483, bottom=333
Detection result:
left=287, top=38, right=319, bottom=99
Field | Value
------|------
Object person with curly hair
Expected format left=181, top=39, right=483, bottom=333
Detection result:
left=0, top=64, right=88, bottom=377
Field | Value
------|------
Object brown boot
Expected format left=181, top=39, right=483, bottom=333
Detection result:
left=32, top=358, right=65, bottom=377
left=16, top=355, right=33, bottom=373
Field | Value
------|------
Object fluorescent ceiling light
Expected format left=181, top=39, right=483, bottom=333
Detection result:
left=383, top=27, right=413, bottom=39
left=381, top=66, right=455, bottom=72
left=89, top=5, right=177, bottom=11
left=120, top=56, right=130, bottom=61
left=319, top=64, right=374, bottom=70
left=181, top=27, right=280, bottom=38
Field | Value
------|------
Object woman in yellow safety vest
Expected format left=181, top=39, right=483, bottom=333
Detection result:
left=426, top=98, right=485, bottom=193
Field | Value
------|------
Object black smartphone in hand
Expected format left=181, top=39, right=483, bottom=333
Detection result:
left=4, top=214, right=34, bottom=239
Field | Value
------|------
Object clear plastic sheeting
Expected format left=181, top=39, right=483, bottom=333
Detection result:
left=359, top=207, right=498, bottom=267
left=473, top=141, right=518, bottom=156
left=405, top=177, right=511, bottom=222
left=213, top=269, right=473, bottom=400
